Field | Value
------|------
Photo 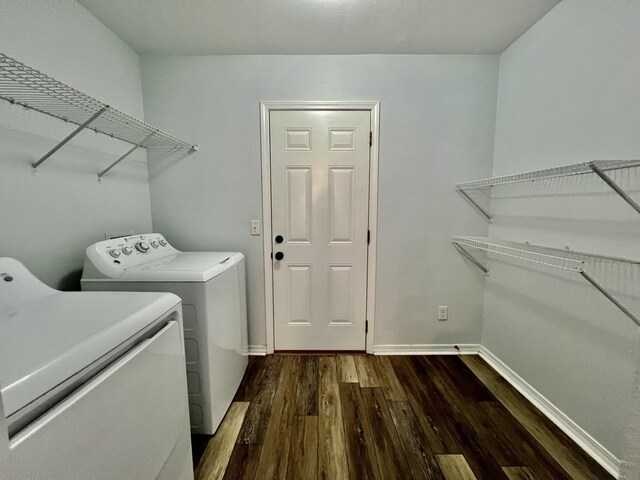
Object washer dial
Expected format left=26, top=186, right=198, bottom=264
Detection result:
left=135, top=241, right=150, bottom=253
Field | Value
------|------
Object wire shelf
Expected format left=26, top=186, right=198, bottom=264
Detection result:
left=452, top=236, right=586, bottom=272
left=452, top=235, right=640, bottom=327
left=0, top=52, right=197, bottom=177
left=455, top=160, right=640, bottom=220
left=456, top=160, right=640, bottom=190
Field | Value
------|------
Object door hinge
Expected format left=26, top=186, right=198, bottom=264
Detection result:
left=367, top=230, right=370, bottom=244
left=365, top=320, right=369, bottom=334
left=369, top=131, right=373, bottom=147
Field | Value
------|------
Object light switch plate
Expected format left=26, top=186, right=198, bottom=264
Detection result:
left=250, top=220, right=261, bottom=236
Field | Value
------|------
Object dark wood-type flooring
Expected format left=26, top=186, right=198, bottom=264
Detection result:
left=192, top=354, right=613, bottom=480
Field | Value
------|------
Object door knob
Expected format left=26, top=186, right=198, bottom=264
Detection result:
left=274, top=252, right=284, bottom=261
left=275, top=235, right=283, bottom=244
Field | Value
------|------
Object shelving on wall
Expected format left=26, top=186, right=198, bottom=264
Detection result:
left=0, top=52, right=198, bottom=180
left=452, top=235, right=640, bottom=327
left=455, top=160, right=640, bottom=220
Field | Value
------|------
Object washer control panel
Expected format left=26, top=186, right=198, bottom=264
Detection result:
left=87, top=233, right=179, bottom=273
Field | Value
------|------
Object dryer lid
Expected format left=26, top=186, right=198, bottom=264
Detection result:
left=0, top=258, right=181, bottom=418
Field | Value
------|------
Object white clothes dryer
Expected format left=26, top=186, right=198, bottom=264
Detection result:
left=0, top=257, right=193, bottom=480
left=81, top=233, right=249, bottom=435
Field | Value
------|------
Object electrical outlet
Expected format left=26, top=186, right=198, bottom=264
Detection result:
left=250, top=219, right=261, bottom=236
left=438, top=305, right=448, bottom=321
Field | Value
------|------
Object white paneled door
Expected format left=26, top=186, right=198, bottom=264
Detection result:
left=270, top=110, right=371, bottom=350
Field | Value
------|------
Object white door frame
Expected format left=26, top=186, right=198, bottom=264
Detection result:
left=260, top=101, right=380, bottom=354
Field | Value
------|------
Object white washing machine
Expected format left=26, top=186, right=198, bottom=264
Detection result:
left=0, top=257, right=193, bottom=480
left=81, top=233, right=249, bottom=435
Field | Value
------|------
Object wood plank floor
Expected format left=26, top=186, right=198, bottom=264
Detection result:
left=192, top=354, right=613, bottom=480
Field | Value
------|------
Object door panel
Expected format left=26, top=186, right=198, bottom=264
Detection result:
left=329, top=167, right=356, bottom=243
left=329, top=265, right=354, bottom=324
left=286, top=167, right=312, bottom=242
left=287, top=264, right=313, bottom=325
left=270, top=110, right=370, bottom=350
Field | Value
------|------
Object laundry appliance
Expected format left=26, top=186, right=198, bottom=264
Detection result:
left=81, top=233, right=248, bottom=434
left=0, top=257, right=193, bottom=480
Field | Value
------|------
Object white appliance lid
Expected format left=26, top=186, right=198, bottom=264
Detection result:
left=0, top=258, right=181, bottom=418
left=115, top=252, right=244, bottom=282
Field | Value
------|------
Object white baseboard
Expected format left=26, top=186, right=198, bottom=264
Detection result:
left=374, top=344, right=480, bottom=355
left=478, top=346, right=620, bottom=479
left=248, top=345, right=267, bottom=356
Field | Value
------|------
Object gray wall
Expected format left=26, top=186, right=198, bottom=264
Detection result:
left=140, top=54, right=499, bottom=347
left=484, top=0, right=640, bottom=458
left=0, top=0, right=152, bottom=289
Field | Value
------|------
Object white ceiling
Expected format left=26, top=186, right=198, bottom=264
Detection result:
left=78, top=0, right=560, bottom=55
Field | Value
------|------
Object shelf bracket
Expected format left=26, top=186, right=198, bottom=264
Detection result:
left=589, top=162, right=640, bottom=216
left=579, top=271, right=640, bottom=328
left=97, top=131, right=157, bottom=181
left=31, top=107, right=109, bottom=171
left=453, top=242, right=490, bottom=276
left=456, top=188, right=492, bottom=221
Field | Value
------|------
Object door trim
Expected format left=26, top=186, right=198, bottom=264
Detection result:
left=260, top=101, right=380, bottom=354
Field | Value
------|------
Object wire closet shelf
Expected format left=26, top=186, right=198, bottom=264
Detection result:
left=455, top=160, right=640, bottom=220
left=0, top=52, right=198, bottom=179
left=452, top=236, right=640, bottom=327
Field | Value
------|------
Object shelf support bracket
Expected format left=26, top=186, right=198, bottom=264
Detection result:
left=456, top=188, right=492, bottom=221
left=579, top=270, right=640, bottom=327
left=589, top=162, right=640, bottom=216
left=32, top=107, right=109, bottom=170
left=97, top=131, right=157, bottom=181
left=453, top=242, right=490, bottom=276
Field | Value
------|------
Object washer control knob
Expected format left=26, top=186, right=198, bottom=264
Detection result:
left=159, top=239, right=167, bottom=247
left=108, top=249, right=121, bottom=258
left=122, top=246, right=133, bottom=255
left=150, top=241, right=159, bottom=248
left=135, top=241, right=150, bottom=253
